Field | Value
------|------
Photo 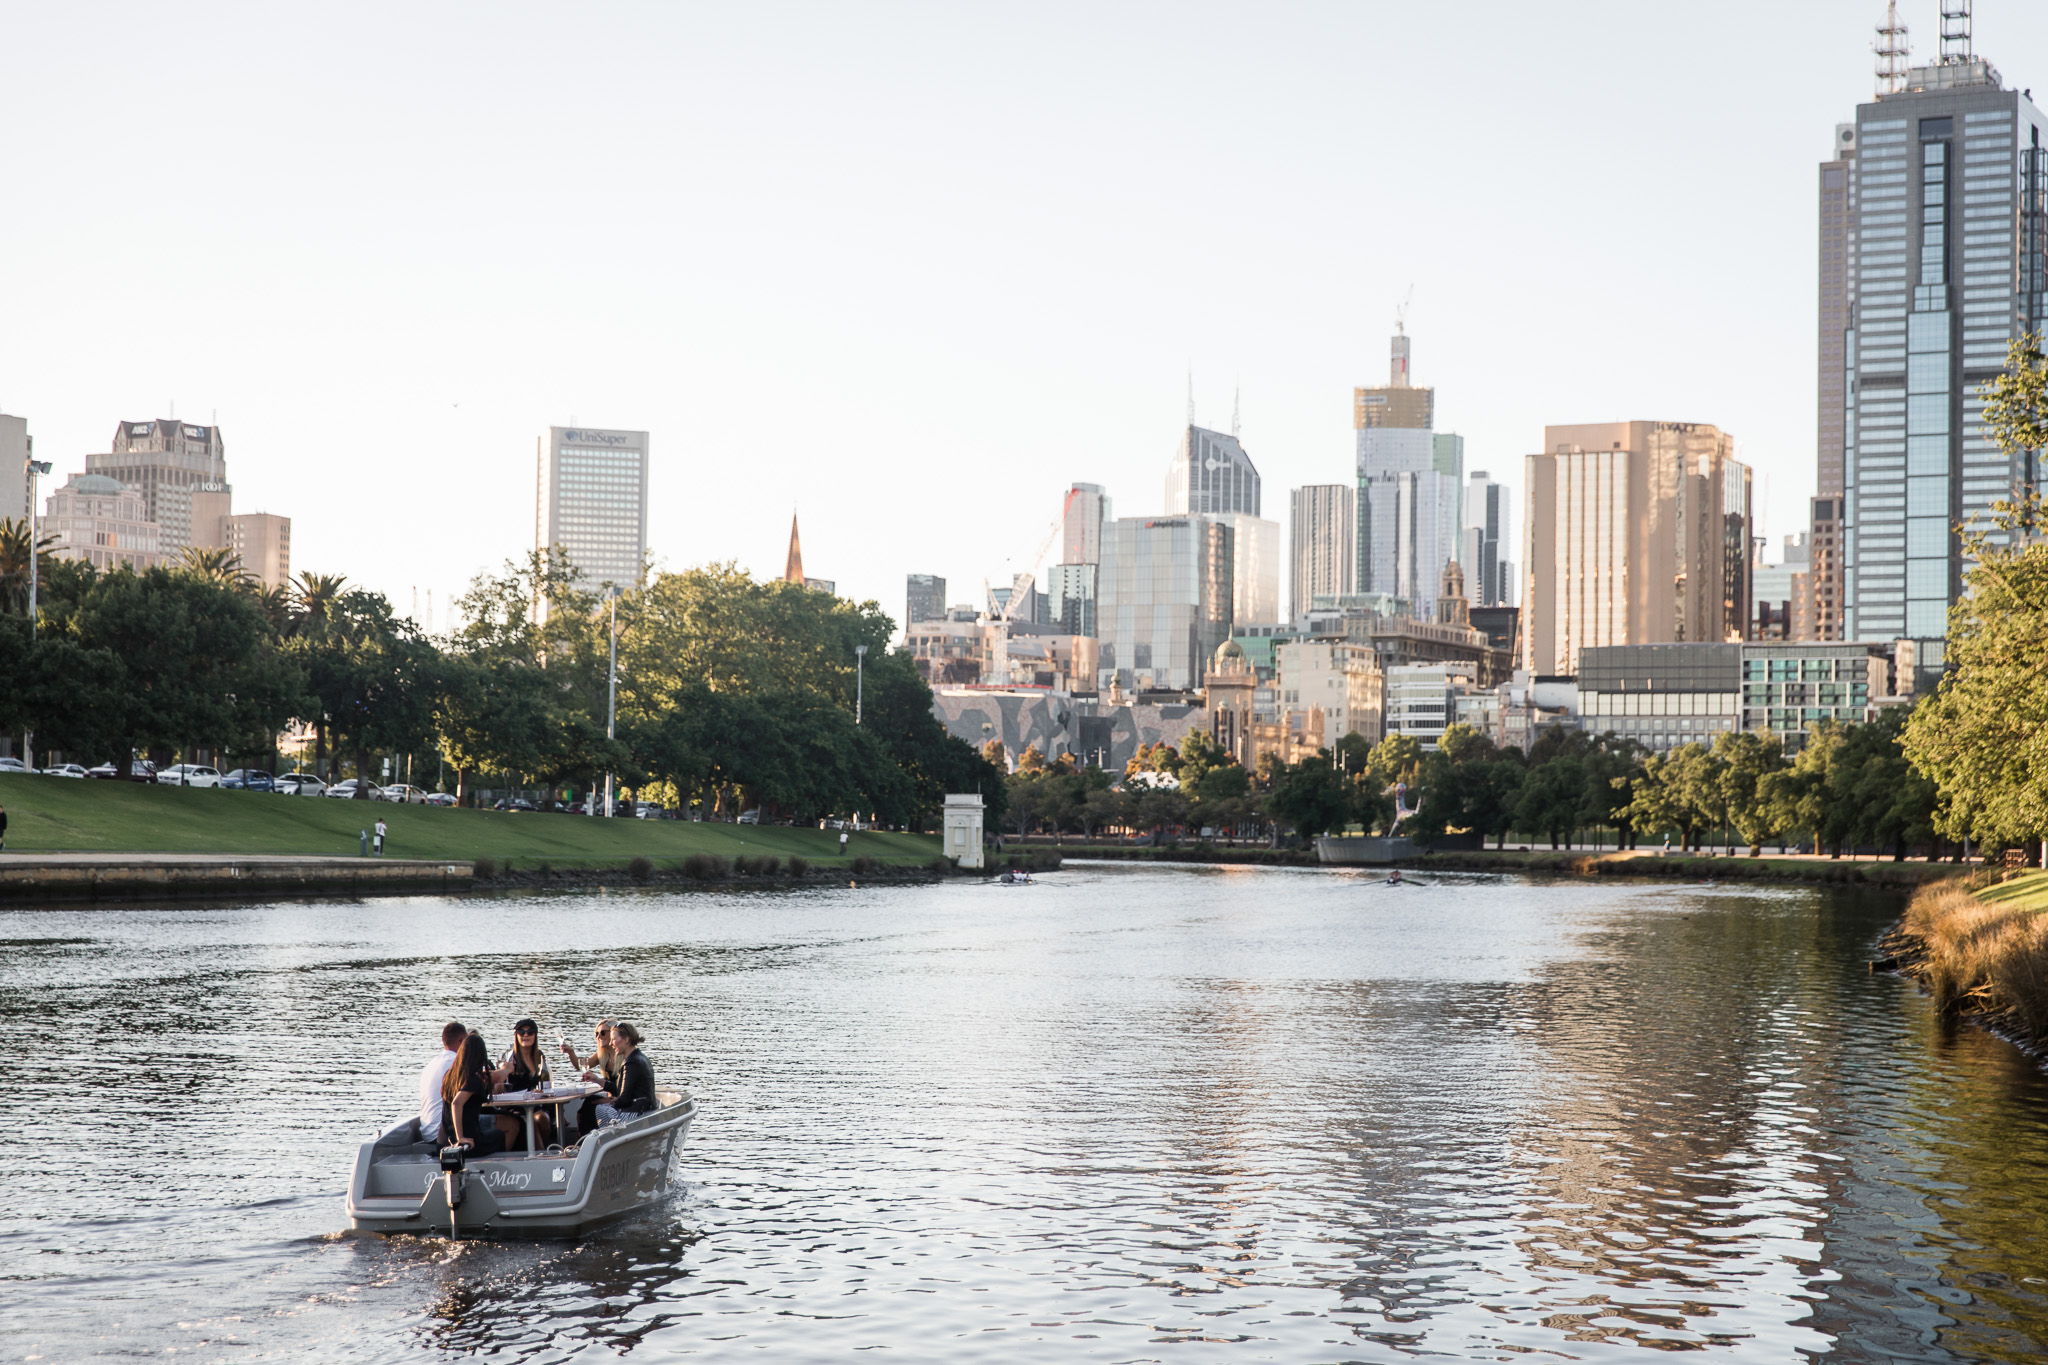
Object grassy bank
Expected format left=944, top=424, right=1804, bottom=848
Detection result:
left=1411, top=848, right=1963, bottom=889
left=1891, top=872, right=2048, bottom=1045
left=0, top=774, right=941, bottom=870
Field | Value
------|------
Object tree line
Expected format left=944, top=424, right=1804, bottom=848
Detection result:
left=0, top=532, right=1002, bottom=826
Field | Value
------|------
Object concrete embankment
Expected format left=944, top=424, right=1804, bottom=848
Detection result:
left=1883, top=873, right=2048, bottom=1049
left=0, top=853, right=474, bottom=903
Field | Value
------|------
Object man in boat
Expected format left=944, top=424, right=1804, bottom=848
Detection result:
left=419, top=1020, right=465, bottom=1143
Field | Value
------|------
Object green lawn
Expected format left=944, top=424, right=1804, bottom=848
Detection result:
left=1975, top=870, right=2048, bottom=912
left=0, top=774, right=940, bottom=869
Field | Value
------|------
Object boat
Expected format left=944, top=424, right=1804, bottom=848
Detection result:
left=344, top=1086, right=698, bottom=1237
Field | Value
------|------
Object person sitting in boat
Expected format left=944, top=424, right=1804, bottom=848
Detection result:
left=418, top=1019, right=465, bottom=1145
left=589, top=1022, right=657, bottom=1127
left=494, top=1018, right=554, bottom=1150
left=442, top=1031, right=508, bottom=1157
left=564, top=1019, right=622, bottom=1141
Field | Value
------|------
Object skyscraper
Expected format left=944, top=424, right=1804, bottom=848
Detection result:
left=85, top=419, right=228, bottom=556
left=906, top=573, right=946, bottom=626
left=1522, top=421, right=1752, bottom=675
left=1060, top=482, right=1111, bottom=564
left=1463, top=470, right=1510, bottom=607
left=1355, top=326, right=1461, bottom=618
left=0, top=414, right=28, bottom=526
left=1289, top=484, right=1355, bottom=620
left=535, top=426, right=649, bottom=589
left=1165, top=427, right=1279, bottom=628
left=1831, top=8, right=2047, bottom=653
left=1096, top=515, right=1234, bottom=692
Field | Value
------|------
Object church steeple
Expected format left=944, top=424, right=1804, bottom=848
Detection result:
left=783, top=512, right=805, bottom=584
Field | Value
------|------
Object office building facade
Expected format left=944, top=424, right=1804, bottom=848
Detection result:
left=1833, top=20, right=2047, bottom=653
left=1289, top=483, right=1355, bottom=622
left=42, top=474, right=162, bottom=573
left=1, top=414, right=28, bottom=525
left=1356, top=327, right=1460, bottom=619
left=1274, top=638, right=1383, bottom=749
left=1463, top=469, right=1512, bottom=607
left=1048, top=562, right=1098, bottom=637
left=1096, top=515, right=1234, bottom=692
left=1061, top=482, right=1111, bottom=563
left=1522, top=421, right=1753, bottom=676
left=1166, top=426, right=1261, bottom=518
left=536, top=426, right=649, bottom=589
left=224, top=513, right=291, bottom=590
left=85, top=419, right=228, bottom=555
left=906, top=573, right=947, bottom=627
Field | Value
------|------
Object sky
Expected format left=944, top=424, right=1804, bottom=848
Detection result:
left=5, top=1, right=2046, bottom=632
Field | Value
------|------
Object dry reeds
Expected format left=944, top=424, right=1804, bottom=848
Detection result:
left=1900, top=880, right=2048, bottom=1039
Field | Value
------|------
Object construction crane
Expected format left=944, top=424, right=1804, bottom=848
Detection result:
left=984, top=515, right=1061, bottom=624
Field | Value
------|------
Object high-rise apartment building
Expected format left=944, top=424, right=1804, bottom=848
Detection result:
left=85, top=419, right=228, bottom=555
left=1096, top=515, right=1234, bottom=692
left=906, top=573, right=947, bottom=627
left=1355, top=327, right=1461, bottom=619
left=1803, top=495, right=1843, bottom=640
left=1048, top=562, right=1098, bottom=637
left=536, top=426, right=649, bottom=589
left=1522, top=421, right=1753, bottom=675
left=1463, top=470, right=1513, bottom=607
left=1289, top=484, right=1355, bottom=621
left=1, top=414, right=29, bottom=525
left=1060, top=482, right=1111, bottom=564
left=1832, top=10, right=2047, bottom=653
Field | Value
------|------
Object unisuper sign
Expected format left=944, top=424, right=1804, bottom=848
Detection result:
left=563, top=429, right=633, bottom=446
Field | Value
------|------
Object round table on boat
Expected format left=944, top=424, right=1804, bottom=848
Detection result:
left=484, top=1082, right=600, bottom=1151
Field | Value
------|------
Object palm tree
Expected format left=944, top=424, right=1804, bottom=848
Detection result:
left=174, top=545, right=254, bottom=590
left=292, top=571, right=347, bottom=631
left=254, top=582, right=295, bottom=634
left=0, top=516, right=58, bottom=616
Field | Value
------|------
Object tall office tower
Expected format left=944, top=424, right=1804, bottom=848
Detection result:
left=1833, top=9, right=2047, bottom=653
left=1219, top=512, right=1281, bottom=625
left=224, top=513, right=291, bottom=590
left=1061, top=482, right=1111, bottom=563
left=1289, top=484, right=1356, bottom=621
left=1048, top=563, right=1098, bottom=637
left=1522, top=421, right=1753, bottom=675
left=1432, top=433, right=1466, bottom=545
left=1165, top=425, right=1260, bottom=517
left=0, top=414, right=28, bottom=524
left=906, top=573, right=947, bottom=626
left=1803, top=495, right=1843, bottom=639
left=85, top=419, right=229, bottom=555
left=1355, top=326, right=1459, bottom=619
left=535, top=426, right=649, bottom=590
left=1463, top=470, right=1510, bottom=607
left=1096, top=515, right=1234, bottom=692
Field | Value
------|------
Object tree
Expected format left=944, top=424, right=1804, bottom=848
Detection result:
left=1712, top=729, right=1786, bottom=856
left=0, top=517, right=58, bottom=616
left=1266, top=753, right=1350, bottom=842
left=1514, top=755, right=1586, bottom=849
left=1759, top=722, right=1841, bottom=854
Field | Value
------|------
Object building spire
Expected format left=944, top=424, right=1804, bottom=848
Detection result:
left=1231, top=384, right=1241, bottom=438
left=1875, top=0, right=1911, bottom=97
left=1187, top=368, right=1195, bottom=425
left=783, top=512, right=805, bottom=584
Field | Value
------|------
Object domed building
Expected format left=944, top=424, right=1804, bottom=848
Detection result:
left=1203, top=638, right=1258, bottom=767
left=42, top=473, right=162, bottom=573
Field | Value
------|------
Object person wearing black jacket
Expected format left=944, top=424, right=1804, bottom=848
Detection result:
left=590, top=1021, right=657, bottom=1128
left=441, top=1032, right=507, bottom=1156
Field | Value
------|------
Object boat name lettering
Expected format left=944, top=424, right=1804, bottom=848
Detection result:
left=418, top=1168, right=534, bottom=1191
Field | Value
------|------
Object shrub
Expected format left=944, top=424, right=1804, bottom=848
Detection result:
left=785, top=855, right=809, bottom=877
left=1023, top=850, right=1063, bottom=872
left=1898, top=879, right=2048, bottom=1040
left=472, top=856, right=497, bottom=880
left=628, top=855, right=654, bottom=882
left=927, top=856, right=953, bottom=875
left=738, top=854, right=780, bottom=876
left=850, top=855, right=881, bottom=875
left=682, top=853, right=731, bottom=881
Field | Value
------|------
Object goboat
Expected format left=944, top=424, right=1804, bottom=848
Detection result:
left=345, top=1085, right=697, bottom=1237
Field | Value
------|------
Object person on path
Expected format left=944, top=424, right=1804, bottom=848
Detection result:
left=0, top=801, right=7, bottom=852
left=373, top=817, right=387, bottom=856
left=839, top=828, right=849, bottom=857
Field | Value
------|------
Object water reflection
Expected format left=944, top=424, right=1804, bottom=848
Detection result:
left=5, top=869, right=2048, bottom=1360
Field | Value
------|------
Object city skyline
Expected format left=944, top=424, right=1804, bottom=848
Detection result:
left=9, top=4, right=2042, bottom=623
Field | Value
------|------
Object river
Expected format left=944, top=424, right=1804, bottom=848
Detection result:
left=5, top=863, right=2048, bottom=1362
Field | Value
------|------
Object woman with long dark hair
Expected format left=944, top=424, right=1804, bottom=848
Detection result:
left=441, top=1032, right=506, bottom=1156
left=590, top=1022, right=657, bottom=1128
left=496, top=1018, right=553, bottom=1149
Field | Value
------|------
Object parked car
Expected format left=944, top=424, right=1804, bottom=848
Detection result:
left=378, top=784, right=429, bottom=805
left=634, top=802, right=664, bottom=820
left=324, top=779, right=383, bottom=800
left=40, top=763, right=90, bottom=779
left=424, top=792, right=458, bottom=807
left=737, top=808, right=761, bottom=825
left=88, top=760, right=157, bottom=781
left=492, top=797, right=538, bottom=813
left=0, top=757, right=30, bottom=774
left=221, top=768, right=275, bottom=791
left=274, top=772, right=327, bottom=797
left=156, top=764, right=223, bottom=788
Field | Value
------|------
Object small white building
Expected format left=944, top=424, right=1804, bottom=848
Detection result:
left=943, top=793, right=985, bottom=870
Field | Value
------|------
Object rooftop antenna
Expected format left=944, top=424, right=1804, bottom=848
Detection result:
left=1231, top=384, right=1241, bottom=439
left=1395, top=284, right=1414, bottom=335
left=1939, top=0, right=1970, bottom=64
left=1875, top=1, right=1910, bottom=97
left=1186, top=368, right=1195, bottom=425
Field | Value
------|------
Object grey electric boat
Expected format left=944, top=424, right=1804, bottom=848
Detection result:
left=345, top=1088, right=697, bottom=1237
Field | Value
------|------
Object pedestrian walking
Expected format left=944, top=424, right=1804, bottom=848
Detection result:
left=838, top=828, right=849, bottom=856
left=373, top=817, right=387, bottom=856
left=0, top=801, right=7, bottom=853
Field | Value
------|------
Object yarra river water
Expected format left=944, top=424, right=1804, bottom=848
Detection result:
left=6, top=865, right=2048, bottom=1362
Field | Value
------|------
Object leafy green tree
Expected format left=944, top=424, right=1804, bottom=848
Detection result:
left=1514, top=755, right=1586, bottom=848
left=0, top=517, right=58, bottom=616
left=1712, top=729, right=1786, bottom=856
left=1266, top=753, right=1350, bottom=841
left=1759, top=722, right=1841, bottom=854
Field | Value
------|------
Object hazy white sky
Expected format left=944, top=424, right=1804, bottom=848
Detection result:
left=5, top=1, right=2046, bottom=629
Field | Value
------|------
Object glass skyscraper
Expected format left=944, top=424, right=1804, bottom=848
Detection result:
left=1095, top=515, right=1234, bottom=692
left=535, top=425, right=649, bottom=591
left=1833, top=25, right=2047, bottom=657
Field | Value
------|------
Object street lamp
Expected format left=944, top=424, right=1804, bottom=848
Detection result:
left=855, top=644, right=867, bottom=725
left=24, top=453, right=51, bottom=771
left=604, top=583, right=619, bottom=817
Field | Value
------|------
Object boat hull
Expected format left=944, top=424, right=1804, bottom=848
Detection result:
left=345, top=1094, right=696, bottom=1238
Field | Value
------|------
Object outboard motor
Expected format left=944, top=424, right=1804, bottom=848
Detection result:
left=439, top=1144, right=468, bottom=1239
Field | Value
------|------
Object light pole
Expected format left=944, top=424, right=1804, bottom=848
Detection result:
left=604, top=584, right=619, bottom=817
left=24, top=452, right=51, bottom=770
left=855, top=644, right=867, bottom=725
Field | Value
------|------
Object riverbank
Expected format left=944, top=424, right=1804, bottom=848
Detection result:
left=1410, top=847, right=1964, bottom=889
left=0, top=773, right=940, bottom=868
left=1885, top=872, right=2048, bottom=1048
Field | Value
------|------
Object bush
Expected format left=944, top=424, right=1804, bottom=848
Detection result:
left=786, top=855, right=808, bottom=877
left=1022, top=850, right=1063, bottom=872
left=628, top=855, right=654, bottom=882
left=850, top=855, right=881, bottom=875
left=472, top=856, right=497, bottom=880
left=927, top=856, right=953, bottom=875
left=737, top=854, right=780, bottom=876
left=682, top=853, right=731, bottom=881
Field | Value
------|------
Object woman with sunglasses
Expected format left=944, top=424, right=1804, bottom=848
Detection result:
left=495, top=1019, right=554, bottom=1149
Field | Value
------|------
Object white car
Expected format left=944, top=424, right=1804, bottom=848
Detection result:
left=41, top=764, right=89, bottom=779
left=0, top=757, right=30, bottom=774
left=156, top=764, right=223, bottom=788
left=324, top=779, right=384, bottom=800
left=378, top=784, right=429, bottom=805
left=274, top=772, right=328, bottom=797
